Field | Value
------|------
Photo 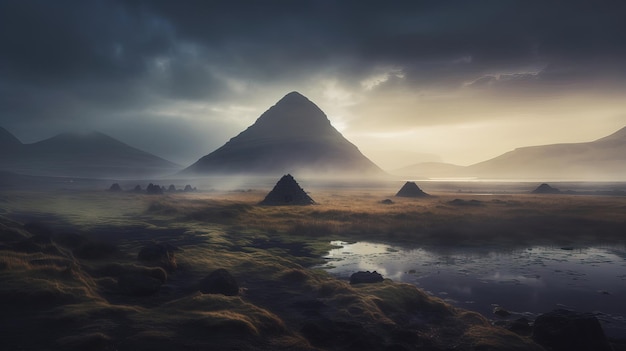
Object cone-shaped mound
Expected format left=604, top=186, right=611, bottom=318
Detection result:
left=532, top=183, right=561, bottom=194
left=395, top=182, right=430, bottom=197
left=260, top=174, right=315, bottom=206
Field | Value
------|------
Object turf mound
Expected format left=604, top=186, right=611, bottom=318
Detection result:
left=395, top=182, right=429, bottom=197
left=259, top=174, right=315, bottom=206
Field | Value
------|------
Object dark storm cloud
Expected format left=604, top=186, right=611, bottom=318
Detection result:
left=1, top=0, right=625, bottom=162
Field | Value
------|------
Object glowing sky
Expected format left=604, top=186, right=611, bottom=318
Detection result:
left=1, top=1, right=625, bottom=170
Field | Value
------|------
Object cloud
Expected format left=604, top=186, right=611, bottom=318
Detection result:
left=1, top=0, right=625, bottom=165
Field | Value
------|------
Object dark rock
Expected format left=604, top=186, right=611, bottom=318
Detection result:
left=108, top=183, right=122, bottom=192
left=137, top=242, right=177, bottom=270
left=198, top=268, right=239, bottom=296
left=381, top=199, right=394, bottom=204
left=146, top=183, right=163, bottom=194
left=532, top=309, right=612, bottom=351
left=117, top=273, right=162, bottom=296
left=350, top=271, right=384, bottom=285
left=259, top=174, right=315, bottom=205
left=395, top=182, right=430, bottom=197
left=532, top=183, right=561, bottom=194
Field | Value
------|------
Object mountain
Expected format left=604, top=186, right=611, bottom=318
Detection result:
left=0, top=129, right=180, bottom=178
left=393, top=126, right=626, bottom=180
left=183, top=92, right=384, bottom=177
left=466, top=126, right=626, bottom=179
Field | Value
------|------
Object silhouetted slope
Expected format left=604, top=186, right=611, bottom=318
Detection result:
left=183, top=92, right=383, bottom=176
left=0, top=127, right=22, bottom=149
left=466, top=126, right=626, bottom=179
left=0, top=129, right=180, bottom=178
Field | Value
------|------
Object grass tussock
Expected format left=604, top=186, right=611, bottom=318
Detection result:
left=355, top=281, right=454, bottom=319
left=136, top=293, right=287, bottom=337
left=462, top=325, right=544, bottom=351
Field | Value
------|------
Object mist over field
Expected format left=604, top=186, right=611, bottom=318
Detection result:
left=2, top=1, right=626, bottom=350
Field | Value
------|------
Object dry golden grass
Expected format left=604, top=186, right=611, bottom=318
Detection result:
left=2, top=187, right=625, bottom=350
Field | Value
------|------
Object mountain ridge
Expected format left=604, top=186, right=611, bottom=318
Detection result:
left=394, top=126, right=626, bottom=180
left=0, top=128, right=180, bottom=178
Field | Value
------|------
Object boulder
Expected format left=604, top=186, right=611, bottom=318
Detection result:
left=532, top=309, right=612, bottom=351
left=198, top=268, right=239, bottom=296
left=349, top=271, right=384, bottom=285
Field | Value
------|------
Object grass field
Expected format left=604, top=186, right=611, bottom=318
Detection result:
left=1, top=185, right=625, bottom=350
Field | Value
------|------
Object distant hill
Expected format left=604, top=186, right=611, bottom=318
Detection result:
left=0, top=129, right=180, bottom=178
left=466, top=126, right=626, bottom=179
left=392, top=126, right=626, bottom=180
left=182, top=92, right=384, bottom=177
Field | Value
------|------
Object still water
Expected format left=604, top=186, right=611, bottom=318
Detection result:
left=318, top=241, right=626, bottom=338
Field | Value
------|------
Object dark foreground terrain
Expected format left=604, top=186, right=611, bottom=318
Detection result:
left=1, top=183, right=625, bottom=350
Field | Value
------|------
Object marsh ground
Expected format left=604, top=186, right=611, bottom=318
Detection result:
left=1, top=181, right=625, bottom=350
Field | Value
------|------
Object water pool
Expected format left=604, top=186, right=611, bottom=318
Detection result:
left=318, top=241, right=626, bottom=338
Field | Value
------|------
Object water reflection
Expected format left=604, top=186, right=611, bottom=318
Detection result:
left=319, top=241, right=626, bottom=338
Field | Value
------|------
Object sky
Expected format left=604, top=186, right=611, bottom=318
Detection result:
left=1, top=0, right=626, bottom=170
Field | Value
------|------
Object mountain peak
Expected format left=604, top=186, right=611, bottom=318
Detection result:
left=273, top=91, right=313, bottom=108
left=280, top=91, right=307, bottom=101
left=239, top=91, right=334, bottom=141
